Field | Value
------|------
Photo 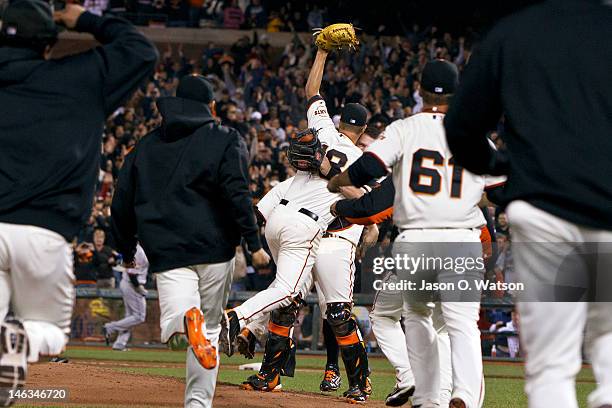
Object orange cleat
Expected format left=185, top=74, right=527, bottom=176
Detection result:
left=184, top=307, right=217, bottom=369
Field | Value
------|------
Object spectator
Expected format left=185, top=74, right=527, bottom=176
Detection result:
left=489, top=310, right=520, bottom=358
left=244, top=0, right=266, bottom=28
left=92, top=228, right=118, bottom=288
left=222, top=0, right=244, bottom=29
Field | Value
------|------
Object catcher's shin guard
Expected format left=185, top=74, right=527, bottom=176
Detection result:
left=240, top=331, right=293, bottom=391
left=326, top=303, right=370, bottom=394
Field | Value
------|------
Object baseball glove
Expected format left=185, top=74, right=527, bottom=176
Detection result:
left=287, top=128, right=324, bottom=172
left=313, top=23, right=359, bottom=52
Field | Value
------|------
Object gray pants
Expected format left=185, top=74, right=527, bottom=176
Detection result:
left=105, top=278, right=146, bottom=350
left=156, top=258, right=235, bottom=408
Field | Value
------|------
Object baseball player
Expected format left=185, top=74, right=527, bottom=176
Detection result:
left=329, top=60, right=506, bottom=408
left=103, top=244, right=149, bottom=351
left=0, top=2, right=156, bottom=404
left=238, top=126, right=382, bottom=394
left=444, top=2, right=612, bottom=407
left=112, top=75, right=268, bottom=408
left=221, top=47, right=373, bottom=403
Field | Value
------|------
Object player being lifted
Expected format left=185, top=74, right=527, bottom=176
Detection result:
left=220, top=25, right=374, bottom=402
left=237, top=126, right=381, bottom=398
left=328, top=60, right=505, bottom=408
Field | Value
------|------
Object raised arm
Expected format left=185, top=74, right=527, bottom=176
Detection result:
left=305, top=49, right=329, bottom=99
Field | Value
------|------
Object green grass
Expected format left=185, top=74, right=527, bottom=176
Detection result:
left=61, top=346, right=597, bottom=407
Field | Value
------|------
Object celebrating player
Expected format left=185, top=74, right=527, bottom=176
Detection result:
left=111, top=75, right=269, bottom=408
left=328, top=60, right=505, bottom=408
left=0, top=2, right=157, bottom=404
left=220, top=31, right=375, bottom=400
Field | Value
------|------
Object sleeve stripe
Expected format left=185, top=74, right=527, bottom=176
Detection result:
left=484, top=181, right=506, bottom=190
left=306, top=94, right=324, bottom=109
left=346, top=207, right=394, bottom=225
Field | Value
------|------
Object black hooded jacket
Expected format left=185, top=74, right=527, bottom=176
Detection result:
left=0, top=12, right=158, bottom=241
left=111, top=97, right=262, bottom=273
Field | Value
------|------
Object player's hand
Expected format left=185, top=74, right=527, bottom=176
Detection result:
left=339, top=185, right=364, bottom=199
left=135, top=285, right=148, bottom=297
left=53, top=4, right=86, bottom=29
left=252, top=249, right=271, bottom=268
left=357, top=224, right=379, bottom=259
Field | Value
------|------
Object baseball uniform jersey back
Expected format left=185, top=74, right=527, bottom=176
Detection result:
left=366, top=111, right=505, bottom=229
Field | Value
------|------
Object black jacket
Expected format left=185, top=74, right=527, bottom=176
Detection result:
left=111, top=97, right=262, bottom=273
left=0, top=13, right=158, bottom=241
left=445, top=0, right=612, bottom=230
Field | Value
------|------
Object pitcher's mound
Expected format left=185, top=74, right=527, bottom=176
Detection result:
left=23, top=362, right=385, bottom=407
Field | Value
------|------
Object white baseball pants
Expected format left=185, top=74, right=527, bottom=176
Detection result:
left=0, top=222, right=74, bottom=362
left=507, top=200, right=612, bottom=408
left=395, top=228, right=484, bottom=408
left=370, top=272, right=453, bottom=405
left=235, top=204, right=321, bottom=323
left=105, top=278, right=147, bottom=350
left=156, top=258, right=234, bottom=408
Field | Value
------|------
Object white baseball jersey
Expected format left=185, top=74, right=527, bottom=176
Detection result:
left=257, top=176, right=364, bottom=246
left=282, top=97, right=363, bottom=229
left=122, top=244, right=149, bottom=285
left=365, top=112, right=506, bottom=229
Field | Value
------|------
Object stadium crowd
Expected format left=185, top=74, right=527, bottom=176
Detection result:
left=74, top=21, right=511, bottom=293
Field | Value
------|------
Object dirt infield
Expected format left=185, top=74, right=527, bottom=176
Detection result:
left=23, top=362, right=386, bottom=407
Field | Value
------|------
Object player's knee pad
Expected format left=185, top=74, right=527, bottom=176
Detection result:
left=269, top=297, right=301, bottom=336
left=326, top=302, right=355, bottom=338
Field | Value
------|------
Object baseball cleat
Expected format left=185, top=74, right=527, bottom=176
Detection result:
left=240, top=372, right=282, bottom=392
left=385, top=384, right=415, bottom=406
left=184, top=307, right=217, bottom=369
left=0, top=318, right=28, bottom=407
left=219, top=309, right=240, bottom=357
left=343, top=384, right=369, bottom=404
left=449, top=398, right=466, bottom=408
left=319, top=364, right=341, bottom=393
left=236, top=328, right=257, bottom=359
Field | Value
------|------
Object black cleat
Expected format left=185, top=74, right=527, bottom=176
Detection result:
left=343, top=384, right=369, bottom=404
left=240, top=371, right=282, bottom=392
left=385, top=384, right=415, bottom=406
left=0, top=318, right=28, bottom=407
left=319, top=364, right=341, bottom=393
left=219, top=309, right=240, bottom=357
left=236, top=328, right=257, bottom=359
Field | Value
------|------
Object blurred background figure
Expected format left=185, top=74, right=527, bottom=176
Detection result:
left=104, top=245, right=149, bottom=351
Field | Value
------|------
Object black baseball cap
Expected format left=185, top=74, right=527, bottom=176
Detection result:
left=0, top=0, right=58, bottom=44
left=421, top=59, right=459, bottom=95
left=176, top=75, right=214, bottom=104
left=340, top=103, right=368, bottom=127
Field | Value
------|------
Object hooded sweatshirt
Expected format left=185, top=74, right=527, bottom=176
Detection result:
left=111, top=97, right=262, bottom=273
left=0, top=12, right=158, bottom=241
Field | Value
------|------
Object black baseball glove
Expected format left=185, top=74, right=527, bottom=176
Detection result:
left=287, top=128, right=324, bottom=172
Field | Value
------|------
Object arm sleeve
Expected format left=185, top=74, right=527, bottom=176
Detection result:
left=110, top=150, right=138, bottom=262
left=75, top=12, right=159, bottom=116
left=364, top=121, right=405, bottom=167
left=444, top=30, right=508, bottom=176
left=347, top=152, right=389, bottom=187
left=335, top=177, right=395, bottom=225
left=307, top=96, right=337, bottom=149
left=218, top=132, right=262, bottom=252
